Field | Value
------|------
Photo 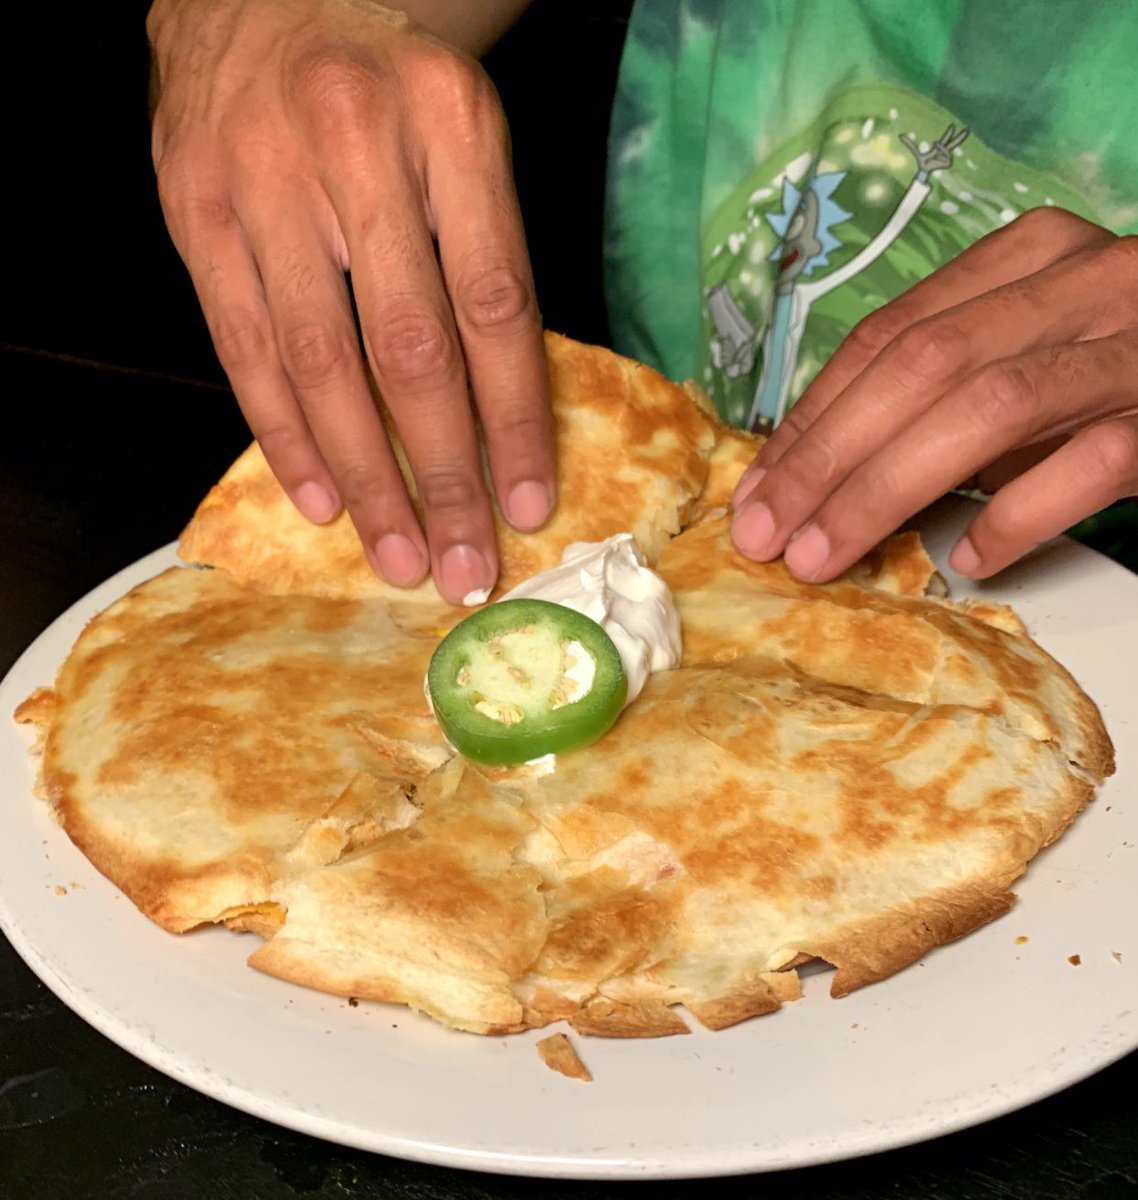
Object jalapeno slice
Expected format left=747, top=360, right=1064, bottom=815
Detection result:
left=427, top=598, right=628, bottom=766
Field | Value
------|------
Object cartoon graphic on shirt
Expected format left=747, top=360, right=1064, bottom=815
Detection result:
left=709, top=125, right=969, bottom=431
left=693, top=85, right=1111, bottom=435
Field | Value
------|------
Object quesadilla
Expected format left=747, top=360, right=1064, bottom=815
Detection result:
left=15, top=332, right=1114, bottom=1042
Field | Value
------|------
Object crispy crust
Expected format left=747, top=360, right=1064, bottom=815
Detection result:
left=14, top=686, right=57, bottom=728
left=568, top=998, right=691, bottom=1039
left=818, top=885, right=1018, bottom=998
left=685, top=970, right=802, bottom=1031
left=14, top=687, right=57, bottom=794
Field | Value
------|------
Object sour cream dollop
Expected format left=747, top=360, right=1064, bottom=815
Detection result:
left=500, top=533, right=681, bottom=706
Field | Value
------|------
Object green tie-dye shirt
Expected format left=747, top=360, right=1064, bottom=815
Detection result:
left=604, top=0, right=1138, bottom=569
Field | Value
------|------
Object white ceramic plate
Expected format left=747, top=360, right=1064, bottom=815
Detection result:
left=1, top=498, right=1135, bottom=1180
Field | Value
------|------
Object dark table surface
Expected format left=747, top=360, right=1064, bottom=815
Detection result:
left=4, top=3, right=1137, bottom=1197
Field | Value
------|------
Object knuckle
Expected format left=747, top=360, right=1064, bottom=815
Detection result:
left=335, top=459, right=391, bottom=509
left=786, top=432, right=842, bottom=493
left=254, top=422, right=311, bottom=469
left=1003, top=207, right=1108, bottom=268
left=456, top=263, right=534, bottom=332
left=157, top=153, right=231, bottom=230
left=417, top=51, right=505, bottom=147
left=210, top=312, right=271, bottom=374
left=775, top=403, right=816, bottom=443
left=370, top=309, right=459, bottom=385
left=484, top=405, right=548, bottom=449
left=187, top=192, right=235, bottom=232
left=154, top=153, right=192, bottom=210
left=974, top=495, right=1022, bottom=546
left=844, top=307, right=907, bottom=362
left=217, top=108, right=283, bottom=176
left=480, top=408, right=552, bottom=463
left=1012, top=205, right=1080, bottom=237
left=891, top=318, right=970, bottom=382
left=974, top=359, right=1039, bottom=427
left=279, top=322, right=349, bottom=389
left=153, top=154, right=184, bottom=206
left=288, top=48, right=379, bottom=126
left=418, top=49, right=486, bottom=111
left=419, top=467, right=484, bottom=516
left=768, top=428, right=842, bottom=506
left=1104, top=233, right=1138, bottom=271
left=1085, top=421, right=1138, bottom=482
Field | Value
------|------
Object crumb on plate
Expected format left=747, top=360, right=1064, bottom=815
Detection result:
left=537, top=1032, right=592, bottom=1082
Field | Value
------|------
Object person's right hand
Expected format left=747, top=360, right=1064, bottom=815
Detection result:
left=147, top=0, right=554, bottom=605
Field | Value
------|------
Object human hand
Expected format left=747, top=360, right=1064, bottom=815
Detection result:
left=731, top=208, right=1138, bottom=581
left=148, top=0, right=553, bottom=605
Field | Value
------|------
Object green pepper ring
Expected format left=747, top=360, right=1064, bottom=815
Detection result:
left=427, top=598, right=628, bottom=766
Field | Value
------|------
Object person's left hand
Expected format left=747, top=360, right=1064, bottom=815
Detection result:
left=731, top=207, right=1138, bottom=582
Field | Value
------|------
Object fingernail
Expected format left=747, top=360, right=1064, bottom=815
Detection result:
left=949, top=534, right=982, bottom=576
left=439, top=543, right=495, bottom=605
left=374, top=533, right=427, bottom=587
left=294, top=481, right=339, bottom=524
left=733, top=467, right=766, bottom=508
left=784, top=524, right=830, bottom=581
left=506, top=480, right=552, bottom=531
left=731, top=500, right=777, bottom=560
